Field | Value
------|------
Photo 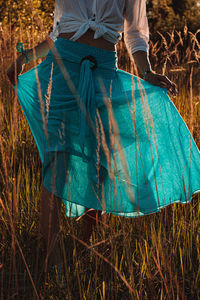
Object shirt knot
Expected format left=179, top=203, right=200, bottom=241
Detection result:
left=88, top=20, right=107, bottom=38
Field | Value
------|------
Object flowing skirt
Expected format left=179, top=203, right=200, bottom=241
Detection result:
left=13, top=38, right=200, bottom=217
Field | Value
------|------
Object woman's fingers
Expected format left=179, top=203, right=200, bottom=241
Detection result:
left=168, top=82, right=178, bottom=96
left=160, top=76, right=178, bottom=96
left=145, top=73, right=178, bottom=96
left=159, top=75, right=178, bottom=95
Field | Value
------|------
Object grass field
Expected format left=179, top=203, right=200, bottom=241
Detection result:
left=0, top=23, right=200, bottom=299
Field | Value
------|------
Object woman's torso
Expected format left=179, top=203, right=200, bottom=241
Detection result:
left=50, top=0, right=127, bottom=51
left=57, top=30, right=115, bottom=51
left=50, top=0, right=149, bottom=54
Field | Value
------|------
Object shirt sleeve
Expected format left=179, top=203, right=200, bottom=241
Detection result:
left=49, top=0, right=63, bottom=42
left=124, top=0, right=149, bottom=55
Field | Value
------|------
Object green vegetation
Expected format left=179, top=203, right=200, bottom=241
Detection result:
left=147, top=0, right=200, bottom=35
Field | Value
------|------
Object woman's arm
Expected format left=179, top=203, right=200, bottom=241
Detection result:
left=7, top=37, right=54, bottom=86
left=124, top=0, right=177, bottom=96
left=23, top=36, right=54, bottom=62
left=131, top=50, right=151, bottom=75
left=132, top=50, right=177, bottom=96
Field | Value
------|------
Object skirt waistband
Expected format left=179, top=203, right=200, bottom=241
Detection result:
left=47, top=37, right=118, bottom=71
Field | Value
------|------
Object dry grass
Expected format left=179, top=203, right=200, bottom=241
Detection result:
left=0, top=18, right=200, bottom=300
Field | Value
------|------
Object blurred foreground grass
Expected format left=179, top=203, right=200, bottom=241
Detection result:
left=0, top=23, right=200, bottom=299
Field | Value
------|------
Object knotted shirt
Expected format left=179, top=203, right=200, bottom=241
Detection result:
left=49, top=0, right=149, bottom=55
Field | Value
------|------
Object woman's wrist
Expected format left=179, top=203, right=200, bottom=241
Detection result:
left=22, top=49, right=32, bottom=63
left=132, top=50, right=151, bottom=76
left=17, top=54, right=26, bottom=65
left=17, top=51, right=31, bottom=65
left=143, top=69, right=153, bottom=80
left=16, top=38, right=54, bottom=65
left=19, top=48, right=41, bottom=63
left=17, top=47, right=43, bottom=64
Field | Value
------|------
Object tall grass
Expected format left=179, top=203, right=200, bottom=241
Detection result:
left=0, top=17, right=200, bottom=300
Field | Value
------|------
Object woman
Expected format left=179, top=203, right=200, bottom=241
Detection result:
left=7, top=0, right=200, bottom=271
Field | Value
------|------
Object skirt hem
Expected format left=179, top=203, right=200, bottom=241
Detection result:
left=42, top=181, right=200, bottom=218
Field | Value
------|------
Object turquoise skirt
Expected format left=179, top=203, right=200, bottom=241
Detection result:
left=14, top=38, right=200, bottom=217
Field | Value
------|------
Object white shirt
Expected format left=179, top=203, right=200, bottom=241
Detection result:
left=49, top=0, right=149, bottom=55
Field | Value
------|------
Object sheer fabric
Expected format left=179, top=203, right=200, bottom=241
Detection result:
left=13, top=38, right=200, bottom=217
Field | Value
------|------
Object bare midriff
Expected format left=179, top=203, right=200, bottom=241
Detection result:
left=57, top=29, right=115, bottom=51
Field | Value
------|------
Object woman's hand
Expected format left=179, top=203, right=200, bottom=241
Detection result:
left=132, top=51, right=178, bottom=97
left=144, top=71, right=178, bottom=97
left=7, top=55, right=26, bottom=86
